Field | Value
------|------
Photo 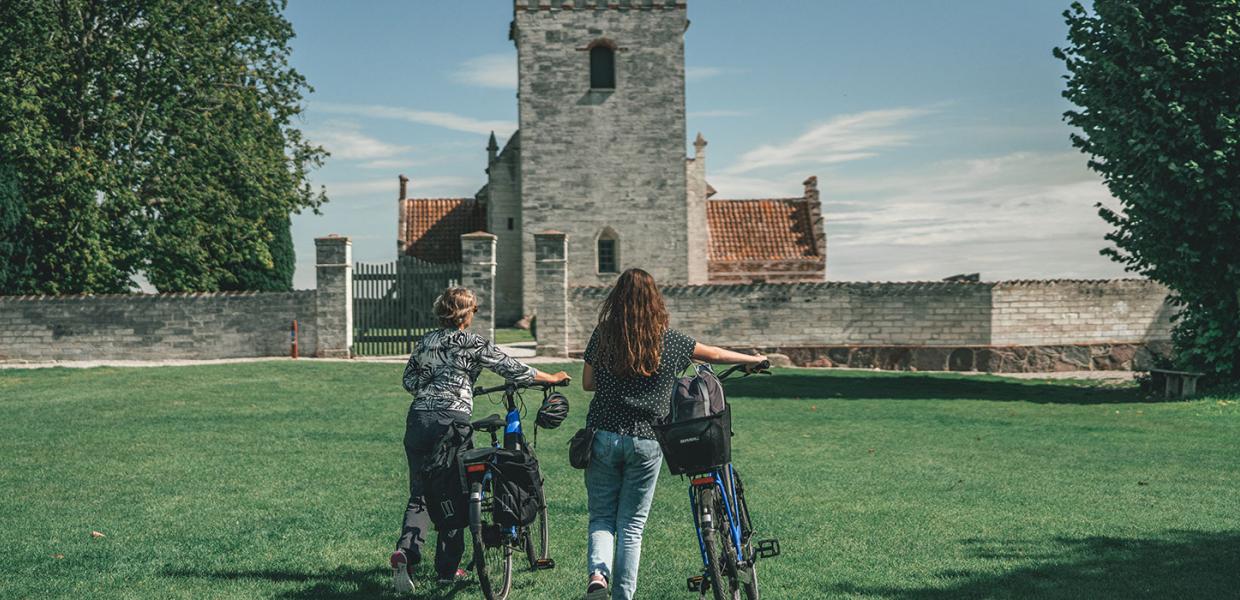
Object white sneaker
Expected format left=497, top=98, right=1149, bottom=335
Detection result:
left=390, top=550, right=414, bottom=593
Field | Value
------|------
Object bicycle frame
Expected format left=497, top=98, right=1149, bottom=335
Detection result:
left=679, top=361, right=779, bottom=595
left=689, top=464, right=746, bottom=571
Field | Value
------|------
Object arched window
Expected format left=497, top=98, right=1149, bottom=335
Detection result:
left=590, top=45, right=615, bottom=90
left=597, top=228, right=619, bottom=274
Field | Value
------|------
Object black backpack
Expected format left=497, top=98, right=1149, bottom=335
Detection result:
left=420, top=421, right=473, bottom=531
left=655, top=364, right=733, bottom=475
left=670, top=363, right=727, bottom=421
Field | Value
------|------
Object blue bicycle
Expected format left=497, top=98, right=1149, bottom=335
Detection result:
left=460, top=380, right=568, bottom=600
left=671, top=362, right=780, bottom=600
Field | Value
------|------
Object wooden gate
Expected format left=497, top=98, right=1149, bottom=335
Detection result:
left=352, top=257, right=461, bottom=356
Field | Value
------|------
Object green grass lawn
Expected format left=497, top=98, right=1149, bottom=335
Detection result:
left=2, top=364, right=1237, bottom=599
left=494, top=328, right=535, bottom=346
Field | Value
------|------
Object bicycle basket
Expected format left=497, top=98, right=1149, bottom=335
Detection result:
left=653, top=405, right=732, bottom=475
left=490, top=448, right=544, bottom=527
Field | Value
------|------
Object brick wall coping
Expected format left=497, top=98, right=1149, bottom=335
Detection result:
left=569, top=278, right=1160, bottom=294
left=0, top=290, right=314, bottom=302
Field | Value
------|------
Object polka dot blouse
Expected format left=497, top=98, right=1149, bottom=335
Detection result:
left=583, top=328, right=697, bottom=439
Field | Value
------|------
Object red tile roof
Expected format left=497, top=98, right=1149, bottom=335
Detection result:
left=706, top=199, right=821, bottom=261
left=401, top=198, right=487, bottom=263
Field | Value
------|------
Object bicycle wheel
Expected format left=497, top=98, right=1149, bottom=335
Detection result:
left=468, top=480, right=513, bottom=600
left=524, top=504, right=549, bottom=569
left=524, top=468, right=550, bottom=569
left=732, top=470, right=759, bottom=600
left=697, top=487, right=739, bottom=600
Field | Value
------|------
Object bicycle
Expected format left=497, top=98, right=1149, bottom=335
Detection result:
left=459, top=379, right=568, bottom=600
left=666, top=361, right=781, bottom=600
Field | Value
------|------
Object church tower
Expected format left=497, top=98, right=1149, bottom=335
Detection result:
left=512, top=0, right=692, bottom=313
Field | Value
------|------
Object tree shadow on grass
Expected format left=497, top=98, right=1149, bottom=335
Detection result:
left=831, top=530, right=1240, bottom=599
left=728, top=371, right=1144, bottom=404
left=162, top=564, right=469, bottom=600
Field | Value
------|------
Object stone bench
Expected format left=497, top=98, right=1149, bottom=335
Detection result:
left=1149, top=368, right=1204, bottom=399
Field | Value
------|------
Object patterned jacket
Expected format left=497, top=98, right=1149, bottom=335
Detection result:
left=402, top=328, right=536, bottom=413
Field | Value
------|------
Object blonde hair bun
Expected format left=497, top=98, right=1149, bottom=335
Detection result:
left=434, top=287, right=478, bottom=329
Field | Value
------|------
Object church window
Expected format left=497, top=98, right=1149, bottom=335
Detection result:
left=590, top=45, right=615, bottom=90
left=507, top=217, right=514, bottom=230
left=597, top=227, right=619, bottom=274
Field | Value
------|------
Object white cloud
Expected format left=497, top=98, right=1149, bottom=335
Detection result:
left=321, top=176, right=476, bottom=199
left=686, top=66, right=725, bottom=81
left=314, top=102, right=516, bottom=137
left=453, top=53, right=518, bottom=89
left=358, top=158, right=414, bottom=170
left=688, top=109, right=752, bottom=118
left=311, top=122, right=413, bottom=161
left=818, top=152, right=1129, bottom=280
left=723, top=107, right=932, bottom=174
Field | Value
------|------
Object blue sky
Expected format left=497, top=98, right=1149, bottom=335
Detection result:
left=283, top=0, right=1125, bottom=289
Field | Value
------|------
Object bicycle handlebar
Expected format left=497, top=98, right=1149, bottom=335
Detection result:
left=718, top=359, right=772, bottom=381
left=473, top=379, right=571, bottom=396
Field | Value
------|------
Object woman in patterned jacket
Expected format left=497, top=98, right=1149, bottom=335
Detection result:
left=390, top=287, right=570, bottom=593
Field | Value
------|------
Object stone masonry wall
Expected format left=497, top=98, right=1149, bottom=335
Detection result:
left=485, top=133, right=524, bottom=326
left=0, top=291, right=317, bottom=361
left=551, top=278, right=1174, bottom=372
left=0, top=236, right=355, bottom=362
left=514, top=1, right=690, bottom=314
left=566, top=282, right=995, bottom=350
left=991, top=280, right=1174, bottom=346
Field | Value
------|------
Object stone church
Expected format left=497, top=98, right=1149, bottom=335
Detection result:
left=397, top=0, right=826, bottom=325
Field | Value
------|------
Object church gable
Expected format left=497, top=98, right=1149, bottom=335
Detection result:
left=705, top=178, right=827, bottom=284
left=398, top=198, right=487, bottom=264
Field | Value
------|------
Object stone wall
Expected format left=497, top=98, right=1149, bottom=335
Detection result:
left=484, top=133, right=524, bottom=326
left=0, top=291, right=317, bottom=361
left=0, top=236, right=354, bottom=362
left=514, top=0, right=690, bottom=313
left=990, top=280, right=1174, bottom=346
left=547, top=278, right=1174, bottom=372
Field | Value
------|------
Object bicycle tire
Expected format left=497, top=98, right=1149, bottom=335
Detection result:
left=697, top=487, right=736, bottom=600
left=733, top=470, right=759, bottom=600
left=468, top=480, right=513, bottom=600
left=524, top=468, right=550, bottom=569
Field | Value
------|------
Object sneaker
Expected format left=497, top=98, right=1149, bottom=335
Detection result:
left=390, top=550, right=414, bottom=593
left=585, top=574, right=608, bottom=599
left=437, top=568, right=469, bottom=585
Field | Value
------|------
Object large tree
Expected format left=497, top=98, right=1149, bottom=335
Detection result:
left=1055, top=0, right=1240, bottom=381
left=0, top=0, right=325, bottom=294
left=0, top=163, right=32, bottom=291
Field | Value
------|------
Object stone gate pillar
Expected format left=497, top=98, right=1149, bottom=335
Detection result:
left=315, top=235, right=352, bottom=358
left=534, top=231, right=569, bottom=357
left=461, top=232, right=498, bottom=342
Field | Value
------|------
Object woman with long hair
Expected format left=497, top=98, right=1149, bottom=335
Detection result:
left=390, top=287, right=569, bottom=593
left=581, top=268, right=765, bottom=600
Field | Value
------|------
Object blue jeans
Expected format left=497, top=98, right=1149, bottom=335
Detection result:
left=585, top=429, right=663, bottom=600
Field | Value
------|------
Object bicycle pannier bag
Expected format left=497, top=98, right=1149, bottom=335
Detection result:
left=491, top=448, right=544, bottom=527
left=654, top=364, right=733, bottom=475
left=420, top=421, right=473, bottom=531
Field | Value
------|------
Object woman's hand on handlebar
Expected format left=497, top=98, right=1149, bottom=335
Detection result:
left=742, top=356, right=770, bottom=374
left=534, top=369, right=572, bottom=386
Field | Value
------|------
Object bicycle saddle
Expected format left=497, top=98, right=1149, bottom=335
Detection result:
left=471, top=414, right=506, bottom=433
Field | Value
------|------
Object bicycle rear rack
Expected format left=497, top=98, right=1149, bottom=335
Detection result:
left=754, top=538, right=781, bottom=559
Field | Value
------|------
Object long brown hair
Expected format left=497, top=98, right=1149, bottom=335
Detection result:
left=595, top=268, right=669, bottom=378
